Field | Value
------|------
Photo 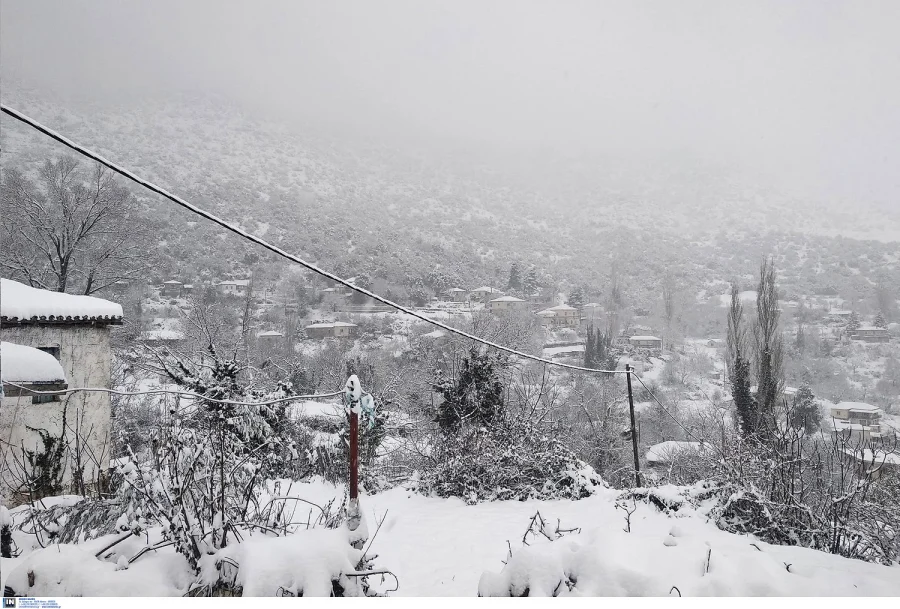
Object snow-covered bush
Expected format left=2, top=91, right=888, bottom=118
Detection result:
left=420, top=417, right=605, bottom=504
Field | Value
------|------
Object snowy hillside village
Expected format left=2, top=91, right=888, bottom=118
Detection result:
left=2, top=247, right=900, bottom=597
left=3, top=2, right=900, bottom=598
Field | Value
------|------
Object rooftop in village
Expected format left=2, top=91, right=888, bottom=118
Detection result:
left=305, top=321, right=358, bottom=328
left=256, top=330, right=284, bottom=337
left=547, top=304, right=576, bottom=311
left=630, top=335, right=661, bottom=341
left=490, top=296, right=525, bottom=302
left=1, top=341, right=67, bottom=384
left=834, top=401, right=882, bottom=413
left=217, top=279, right=251, bottom=286
left=1, top=278, right=123, bottom=325
left=645, top=441, right=710, bottom=464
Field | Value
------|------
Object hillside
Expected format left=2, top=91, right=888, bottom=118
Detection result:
left=2, top=82, right=899, bottom=316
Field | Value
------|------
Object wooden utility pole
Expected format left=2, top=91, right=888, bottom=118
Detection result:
left=349, top=402, right=359, bottom=500
left=625, top=364, right=641, bottom=487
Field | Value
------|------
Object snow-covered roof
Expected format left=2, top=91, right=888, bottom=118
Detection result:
left=422, top=330, right=446, bottom=339
left=448, top=288, right=467, bottom=292
left=582, top=302, right=602, bottom=308
left=256, top=330, right=284, bottom=337
left=843, top=448, right=900, bottom=467
left=471, top=286, right=498, bottom=293
left=217, top=279, right=250, bottom=287
left=548, top=304, right=576, bottom=311
left=140, top=329, right=185, bottom=341
left=490, top=296, right=525, bottom=303
left=630, top=335, right=661, bottom=342
left=536, top=310, right=556, bottom=317
left=829, top=310, right=853, bottom=315
left=1, top=278, right=123, bottom=325
left=646, top=441, right=708, bottom=464
left=162, top=280, right=183, bottom=285
left=855, top=325, right=887, bottom=332
left=834, top=402, right=881, bottom=413
left=305, top=322, right=357, bottom=329
left=1, top=341, right=66, bottom=384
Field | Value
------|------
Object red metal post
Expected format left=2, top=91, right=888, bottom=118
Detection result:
left=349, top=406, right=359, bottom=500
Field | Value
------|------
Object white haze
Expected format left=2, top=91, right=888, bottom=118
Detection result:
left=2, top=0, right=899, bottom=210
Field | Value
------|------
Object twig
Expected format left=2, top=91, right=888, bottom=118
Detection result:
left=669, top=586, right=682, bottom=597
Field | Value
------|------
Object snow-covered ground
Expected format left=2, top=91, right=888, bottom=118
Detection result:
left=4, top=478, right=899, bottom=597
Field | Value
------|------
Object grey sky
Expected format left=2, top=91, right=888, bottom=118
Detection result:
left=2, top=1, right=899, bottom=204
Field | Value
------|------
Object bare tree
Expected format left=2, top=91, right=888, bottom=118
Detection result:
left=0, top=156, right=148, bottom=294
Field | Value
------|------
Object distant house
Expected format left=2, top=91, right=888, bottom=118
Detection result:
left=140, top=328, right=186, bottom=348
left=256, top=330, right=285, bottom=349
left=828, top=310, right=853, bottom=322
left=488, top=296, right=528, bottom=314
left=217, top=279, right=251, bottom=297
left=629, top=335, right=663, bottom=349
left=1, top=278, right=123, bottom=502
left=645, top=441, right=710, bottom=471
left=320, top=288, right=348, bottom=306
left=851, top=326, right=890, bottom=343
left=447, top=288, right=469, bottom=303
left=841, top=448, right=900, bottom=481
left=470, top=286, right=502, bottom=303
left=161, top=280, right=184, bottom=297
left=305, top=321, right=358, bottom=339
left=536, top=304, right=579, bottom=329
left=829, top=402, right=882, bottom=441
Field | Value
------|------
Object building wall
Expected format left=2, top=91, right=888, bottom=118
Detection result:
left=1, top=393, right=69, bottom=501
left=0, top=324, right=112, bottom=495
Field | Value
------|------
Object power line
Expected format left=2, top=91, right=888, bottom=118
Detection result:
left=1, top=104, right=625, bottom=376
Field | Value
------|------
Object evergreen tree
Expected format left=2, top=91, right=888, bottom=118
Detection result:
left=433, top=349, right=505, bottom=432
left=874, top=311, right=887, bottom=329
left=754, top=257, right=784, bottom=433
left=508, top=262, right=522, bottom=292
left=795, top=322, right=806, bottom=354
left=848, top=311, right=861, bottom=333
left=789, top=384, right=819, bottom=433
left=584, top=324, right=596, bottom=368
left=523, top=266, right=539, bottom=298
left=727, top=282, right=757, bottom=437
left=568, top=286, right=585, bottom=309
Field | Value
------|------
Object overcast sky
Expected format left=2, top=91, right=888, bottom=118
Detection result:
left=2, top=1, right=899, bottom=204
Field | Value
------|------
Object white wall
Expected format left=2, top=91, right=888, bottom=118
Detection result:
left=0, top=324, right=113, bottom=499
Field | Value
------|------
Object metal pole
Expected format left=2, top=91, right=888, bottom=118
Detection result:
left=349, top=405, right=359, bottom=500
left=626, top=364, right=641, bottom=487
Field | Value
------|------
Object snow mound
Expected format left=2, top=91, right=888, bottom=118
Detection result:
left=1, top=278, right=123, bottom=323
left=4, top=544, right=192, bottom=597
left=199, top=529, right=363, bottom=597
left=478, top=518, right=900, bottom=597
left=1, top=341, right=66, bottom=383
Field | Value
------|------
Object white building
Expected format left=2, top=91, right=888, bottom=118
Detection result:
left=536, top=304, right=579, bottom=328
left=217, top=279, right=251, bottom=296
left=829, top=402, right=882, bottom=441
left=1, top=279, right=123, bottom=502
left=488, top=296, right=528, bottom=314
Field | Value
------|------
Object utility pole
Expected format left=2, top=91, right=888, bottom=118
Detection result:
left=625, top=364, right=641, bottom=487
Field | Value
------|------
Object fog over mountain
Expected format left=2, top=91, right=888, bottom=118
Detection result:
left=3, top=0, right=899, bottom=219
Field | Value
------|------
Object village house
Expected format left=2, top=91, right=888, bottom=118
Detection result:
left=1, top=342, right=69, bottom=503
left=304, top=321, right=358, bottom=339
left=841, top=448, right=900, bottom=481
left=470, top=286, right=502, bottom=303
left=629, top=335, right=663, bottom=349
left=827, top=309, right=853, bottom=323
left=828, top=402, right=882, bottom=441
left=160, top=280, right=184, bottom=297
left=580, top=303, right=604, bottom=327
left=0, top=278, right=123, bottom=500
left=536, top=304, right=579, bottom=329
left=256, top=330, right=285, bottom=350
left=645, top=441, right=710, bottom=475
left=319, top=287, right=348, bottom=307
left=851, top=326, right=891, bottom=343
left=447, top=288, right=469, bottom=303
left=217, top=279, right=251, bottom=297
left=488, top=296, right=528, bottom=314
